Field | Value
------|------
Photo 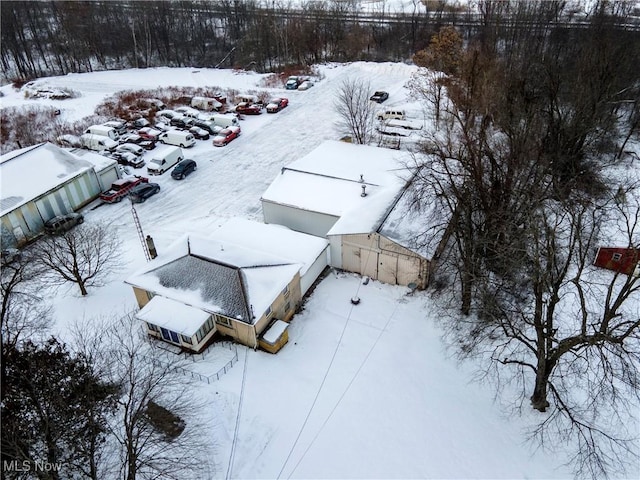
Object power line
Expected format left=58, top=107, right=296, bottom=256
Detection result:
left=287, top=301, right=400, bottom=478
left=225, top=347, right=249, bottom=480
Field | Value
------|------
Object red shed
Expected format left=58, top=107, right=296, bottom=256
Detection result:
left=593, top=247, right=639, bottom=276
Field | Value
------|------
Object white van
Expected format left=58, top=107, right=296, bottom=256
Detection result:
left=208, top=113, right=240, bottom=129
left=191, top=96, right=222, bottom=111
left=84, top=124, right=120, bottom=141
left=147, top=146, right=184, bottom=175
left=158, top=130, right=196, bottom=148
left=80, top=133, right=118, bottom=152
left=376, top=109, right=406, bottom=121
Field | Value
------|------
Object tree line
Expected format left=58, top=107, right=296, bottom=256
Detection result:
left=1, top=0, right=462, bottom=81
left=405, top=1, right=640, bottom=478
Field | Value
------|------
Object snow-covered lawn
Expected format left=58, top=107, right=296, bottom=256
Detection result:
left=1, top=63, right=576, bottom=478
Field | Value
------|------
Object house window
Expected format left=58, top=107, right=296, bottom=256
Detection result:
left=181, top=334, right=193, bottom=345
left=264, top=306, right=272, bottom=319
left=612, top=253, right=622, bottom=261
left=205, top=316, right=215, bottom=333
left=285, top=302, right=291, bottom=313
left=146, top=291, right=155, bottom=301
left=282, top=285, right=290, bottom=298
left=216, top=316, right=232, bottom=328
left=196, top=327, right=205, bottom=343
left=147, top=322, right=158, bottom=332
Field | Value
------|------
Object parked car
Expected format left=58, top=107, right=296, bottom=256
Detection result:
left=56, top=134, right=81, bottom=148
left=130, top=117, right=151, bottom=128
left=1, top=248, right=22, bottom=265
left=99, top=176, right=149, bottom=203
left=129, top=183, right=160, bottom=203
left=153, top=122, right=171, bottom=132
left=102, top=120, right=128, bottom=135
left=109, top=150, right=145, bottom=169
left=234, top=102, right=262, bottom=115
left=116, top=143, right=144, bottom=156
left=175, top=106, right=201, bottom=118
left=169, top=115, right=191, bottom=129
left=212, top=126, right=241, bottom=146
left=119, top=133, right=156, bottom=150
left=156, top=109, right=179, bottom=120
left=266, top=97, right=289, bottom=113
left=171, top=159, right=197, bottom=179
left=370, top=91, right=389, bottom=103
left=138, top=127, right=163, bottom=141
left=298, top=80, right=314, bottom=90
left=188, top=126, right=210, bottom=140
left=44, top=212, right=84, bottom=234
left=193, top=119, right=222, bottom=135
left=285, top=76, right=301, bottom=90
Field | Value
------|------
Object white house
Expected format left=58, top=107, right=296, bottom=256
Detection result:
left=261, top=140, right=433, bottom=288
left=0, top=142, right=117, bottom=247
left=125, top=219, right=328, bottom=352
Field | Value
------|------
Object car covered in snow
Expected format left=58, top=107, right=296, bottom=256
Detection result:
left=285, top=76, right=301, bottom=90
left=119, top=133, right=156, bottom=150
left=266, top=98, right=289, bottom=113
left=138, top=127, right=163, bottom=141
left=192, top=119, right=222, bottom=135
left=297, top=80, right=314, bottom=90
left=99, top=176, right=149, bottom=203
left=116, top=143, right=144, bottom=156
left=109, top=150, right=145, bottom=169
left=188, top=126, right=210, bottom=140
left=234, top=102, right=262, bottom=115
left=212, top=126, right=241, bottom=146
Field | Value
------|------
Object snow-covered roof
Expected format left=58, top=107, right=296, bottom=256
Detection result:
left=261, top=319, right=289, bottom=344
left=211, top=218, right=328, bottom=277
left=261, top=140, right=412, bottom=235
left=68, top=148, right=118, bottom=172
left=126, top=233, right=303, bottom=325
left=136, top=296, right=211, bottom=337
left=377, top=183, right=443, bottom=259
left=0, top=142, right=94, bottom=216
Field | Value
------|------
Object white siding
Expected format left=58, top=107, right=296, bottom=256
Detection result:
left=262, top=201, right=339, bottom=237
left=300, top=246, right=329, bottom=295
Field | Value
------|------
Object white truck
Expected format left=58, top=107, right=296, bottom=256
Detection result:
left=80, top=133, right=118, bottom=152
left=147, top=146, right=184, bottom=175
left=84, top=124, right=120, bottom=141
left=158, top=130, right=196, bottom=148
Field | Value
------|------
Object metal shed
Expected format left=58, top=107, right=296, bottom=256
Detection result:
left=0, top=143, right=102, bottom=246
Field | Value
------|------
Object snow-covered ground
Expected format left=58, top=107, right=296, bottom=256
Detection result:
left=1, top=63, right=578, bottom=478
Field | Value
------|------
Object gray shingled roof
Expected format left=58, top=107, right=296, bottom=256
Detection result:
left=150, top=255, right=252, bottom=322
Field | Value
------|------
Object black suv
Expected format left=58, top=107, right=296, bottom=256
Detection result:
left=171, top=159, right=197, bottom=180
left=129, top=183, right=160, bottom=203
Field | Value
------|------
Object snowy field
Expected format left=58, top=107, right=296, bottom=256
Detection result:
left=0, top=63, right=579, bottom=479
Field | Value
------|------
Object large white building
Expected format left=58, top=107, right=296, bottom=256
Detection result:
left=261, top=141, right=434, bottom=288
left=0, top=142, right=118, bottom=247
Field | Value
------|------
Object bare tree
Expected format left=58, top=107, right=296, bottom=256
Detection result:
left=1, top=252, right=51, bottom=352
left=81, top=313, right=212, bottom=480
left=34, top=222, right=121, bottom=296
left=334, top=77, right=376, bottom=145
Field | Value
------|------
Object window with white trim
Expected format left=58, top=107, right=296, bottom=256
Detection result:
left=216, top=316, right=232, bottom=327
left=612, top=253, right=622, bottom=261
left=147, top=322, right=158, bottom=332
left=264, top=306, right=272, bottom=319
left=181, top=334, right=193, bottom=345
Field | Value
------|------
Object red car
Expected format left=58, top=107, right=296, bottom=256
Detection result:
left=266, top=97, right=289, bottom=113
left=99, top=176, right=149, bottom=203
left=235, top=102, right=262, bottom=115
left=212, top=126, right=241, bottom=146
left=137, top=127, right=163, bottom=141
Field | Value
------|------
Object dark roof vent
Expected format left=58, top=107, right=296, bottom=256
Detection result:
left=361, top=184, right=367, bottom=197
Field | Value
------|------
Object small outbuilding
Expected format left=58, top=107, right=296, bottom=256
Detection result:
left=594, top=247, right=639, bottom=276
left=125, top=219, right=328, bottom=352
left=68, top=148, right=120, bottom=191
left=261, top=141, right=434, bottom=288
left=0, top=142, right=113, bottom=247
